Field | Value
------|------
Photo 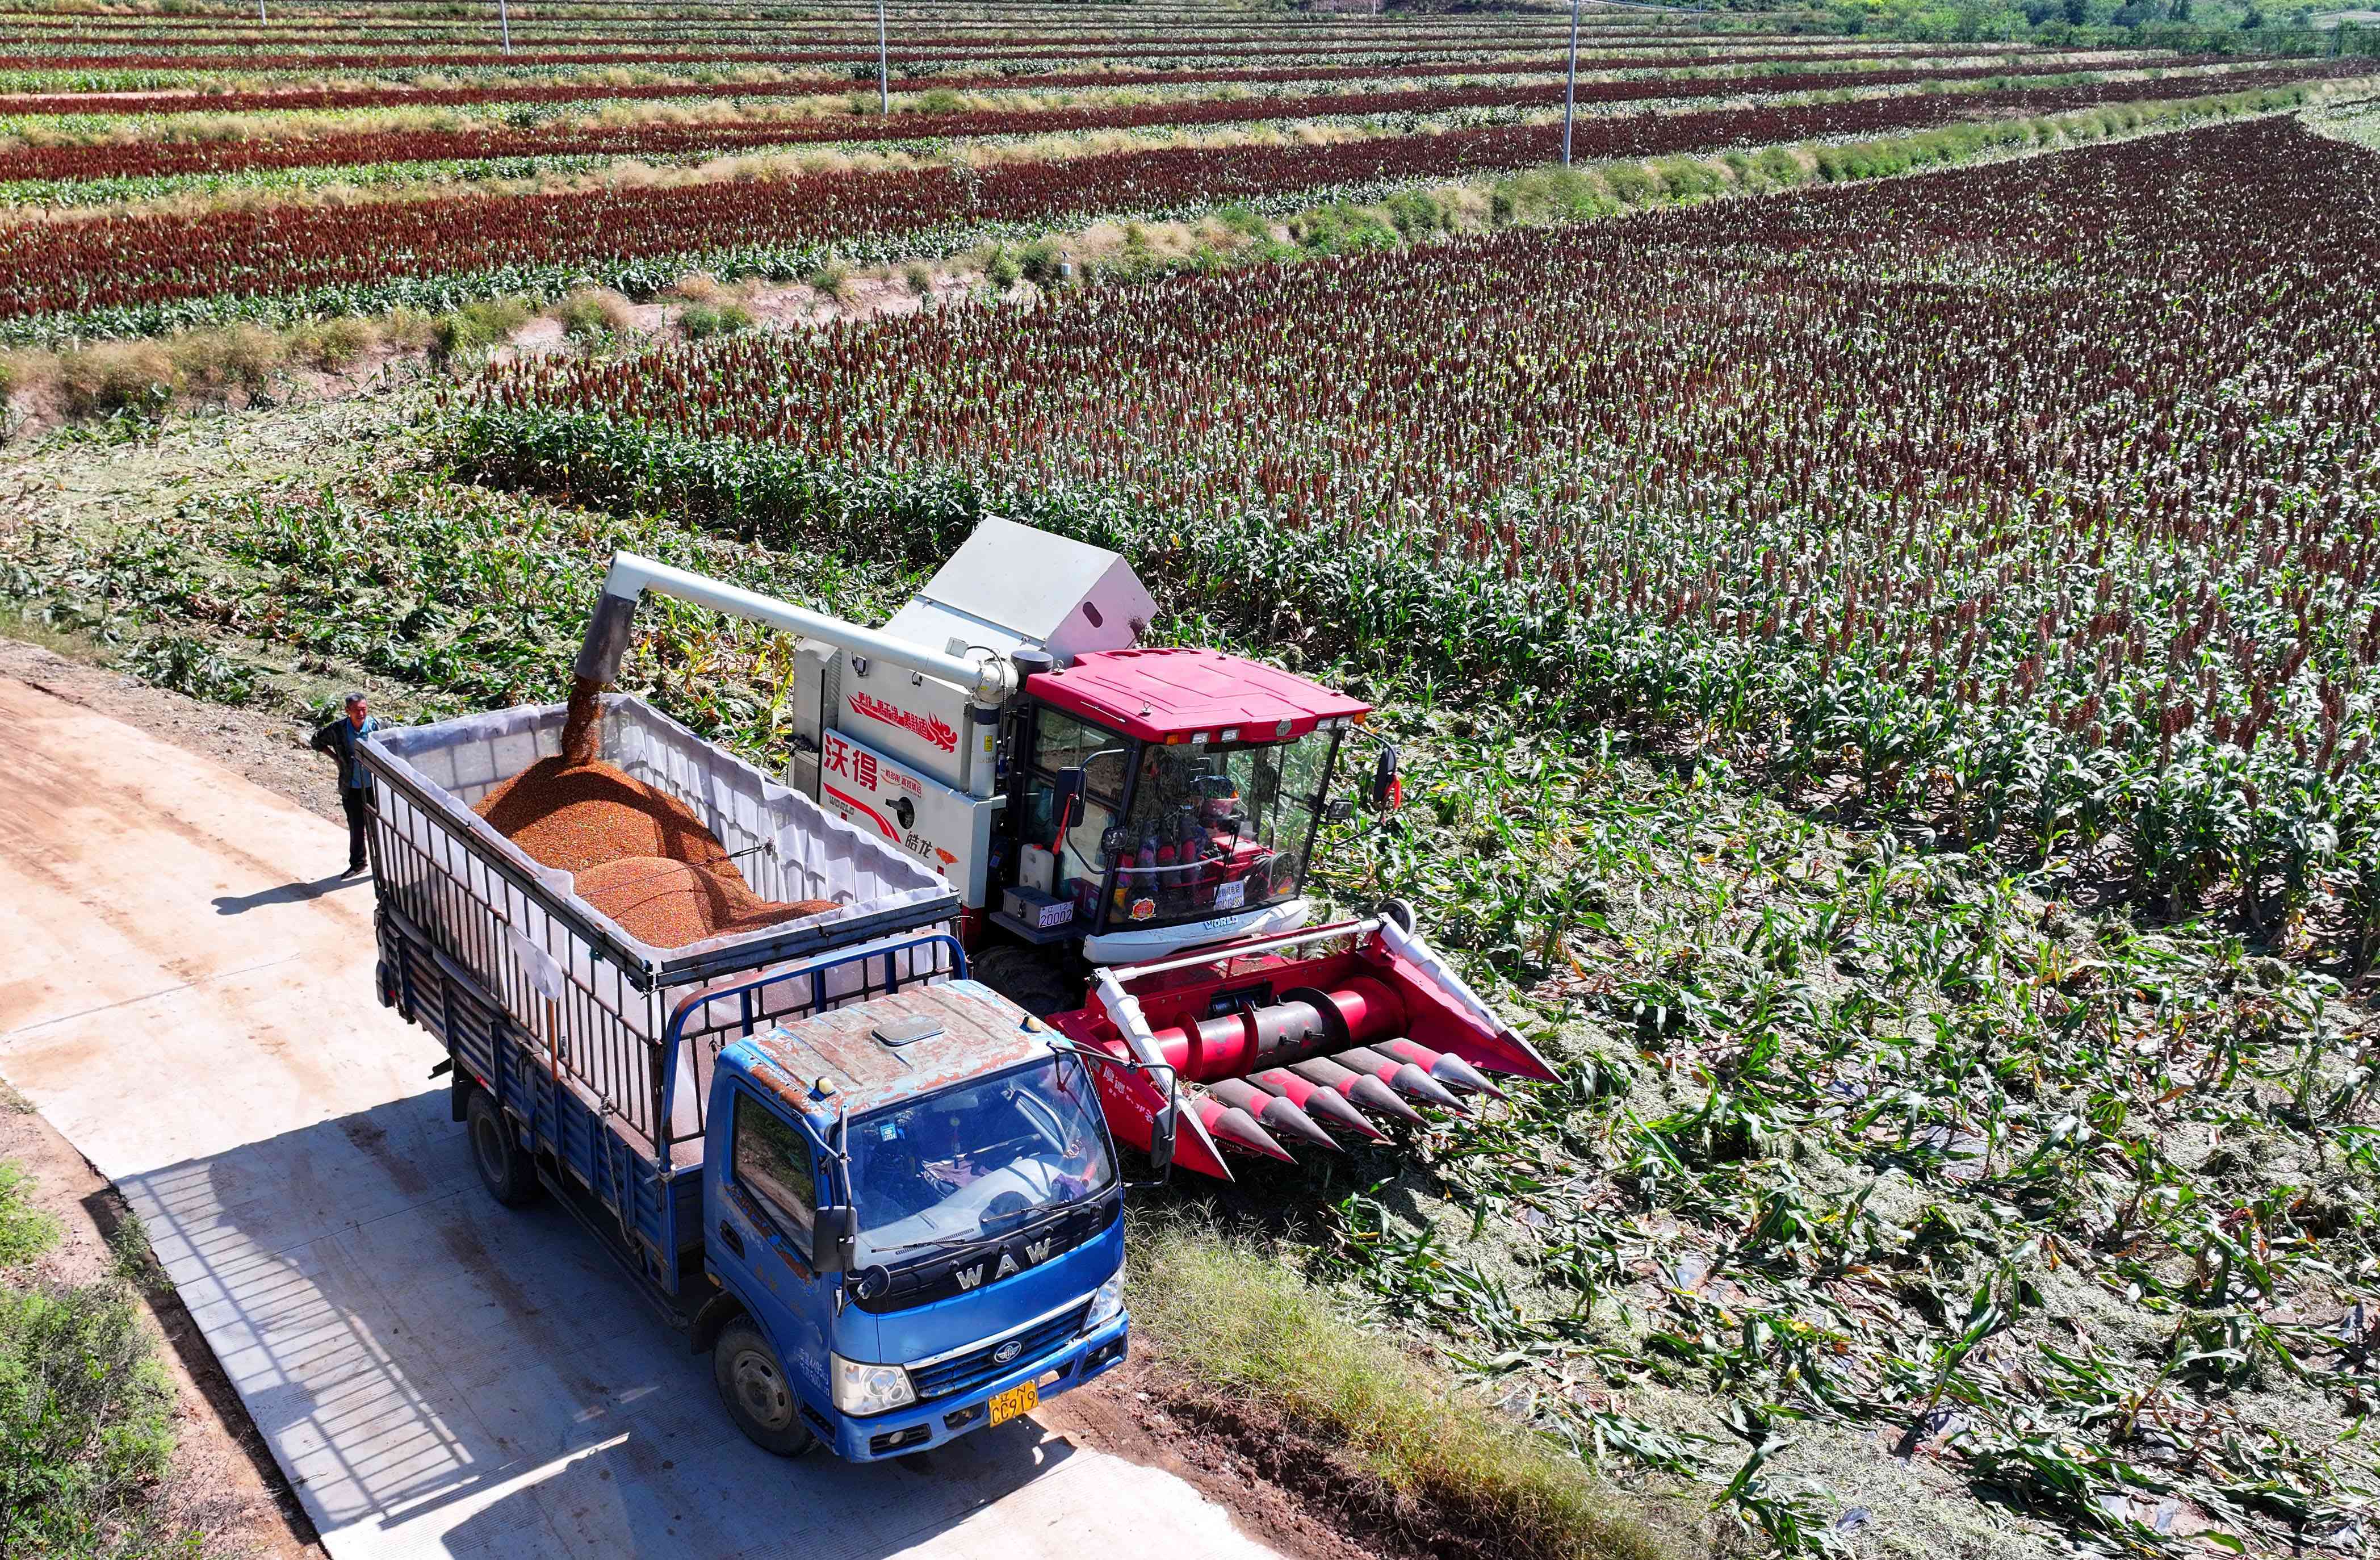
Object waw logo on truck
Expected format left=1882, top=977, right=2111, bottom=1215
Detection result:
left=953, top=1236, right=1054, bottom=1291
left=849, top=691, right=959, bottom=753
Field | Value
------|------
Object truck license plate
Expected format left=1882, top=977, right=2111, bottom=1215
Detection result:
left=988, top=1381, right=1038, bottom=1427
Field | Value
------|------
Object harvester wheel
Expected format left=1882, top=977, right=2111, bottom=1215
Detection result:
left=465, top=1089, right=541, bottom=1208
left=714, top=1319, right=818, bottom=1457
left=970, top=944, right=1074, bottom=1018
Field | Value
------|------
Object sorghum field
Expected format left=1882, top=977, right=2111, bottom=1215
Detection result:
left=7, top=2, right=2380, bottom=1559
left=1, top=0, right=2371, bottom=342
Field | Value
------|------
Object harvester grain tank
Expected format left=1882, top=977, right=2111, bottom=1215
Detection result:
left=561, top=518, right=1558, bottom=1180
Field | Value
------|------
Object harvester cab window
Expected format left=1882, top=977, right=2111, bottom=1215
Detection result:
left=731, top=1089, right=816, bottom=1258
left=1025, top=709, right=1128, bottom=909
left=1109, top=728, right=1340, bottom=927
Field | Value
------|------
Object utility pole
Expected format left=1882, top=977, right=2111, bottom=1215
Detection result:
left=500, top=0, right=512, bottom=54
left=1561, top=0, right=1581, bottom=165
left=258, top=0, right=266, bottom=23
left=877, top=0, right=890, bottom=116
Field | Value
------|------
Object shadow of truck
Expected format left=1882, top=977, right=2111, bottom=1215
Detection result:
left=117, top=1091, right=1073, bottom=1560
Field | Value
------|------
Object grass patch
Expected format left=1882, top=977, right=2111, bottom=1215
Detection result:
left=0, top=1156, right=194, bottom=1557
left=0, top=1162, right=59, bottom=1269
left=0, top=1275, right=187, bottom=1558
left=55, top=341, right=177, bottom=420
left=430, top=295, right=533, bottom=366
left=554, top=288, right=636, bottom=343
left=678, top=301, right=754, bottom=339
left=1131, top=1217, right=1681, bottom=1560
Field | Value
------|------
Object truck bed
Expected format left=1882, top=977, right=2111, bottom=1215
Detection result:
left=385, top=891, right=961, bottom=1291
left=360, top=693, right=960, bottom=1160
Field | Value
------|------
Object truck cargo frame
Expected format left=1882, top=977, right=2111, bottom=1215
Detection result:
left=357, top=694, right=962, bottom=1160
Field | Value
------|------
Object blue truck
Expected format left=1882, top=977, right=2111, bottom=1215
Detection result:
left=357, top=692, right=1169, bottom=1460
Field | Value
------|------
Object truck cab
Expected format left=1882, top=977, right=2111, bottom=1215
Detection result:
left=701, top=980, right=1130, bottom=1460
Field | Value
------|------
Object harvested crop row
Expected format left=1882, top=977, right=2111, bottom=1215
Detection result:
left=0, top=62, right=2115, bottom=183
left=0, top=70, right=2343, bottom=324
left=0, top=35, right=1688, bottom=72
left=0, top=45, right=1975, bottom=119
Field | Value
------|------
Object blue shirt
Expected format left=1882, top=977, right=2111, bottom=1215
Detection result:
left=342, top=715, right=378, bottom=788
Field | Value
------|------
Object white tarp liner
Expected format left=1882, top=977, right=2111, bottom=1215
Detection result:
left=363, top=695, right=957, bottom=1156
left=371, top=693, right=947, bottom=969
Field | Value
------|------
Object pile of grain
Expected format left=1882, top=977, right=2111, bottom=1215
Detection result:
left=478, top=756, right=739, bottom=876
left=473, top=735, right=833, bottom=948
left=576, top=856, right=836, bottom=946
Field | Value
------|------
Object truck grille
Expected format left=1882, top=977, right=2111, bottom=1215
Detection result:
left=910, top=1304, right=1090, bottom=1403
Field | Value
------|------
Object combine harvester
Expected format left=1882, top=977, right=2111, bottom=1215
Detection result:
left=566, top=519, right=1557, bottom=1178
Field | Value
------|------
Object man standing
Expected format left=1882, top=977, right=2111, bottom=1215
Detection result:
left=311, top=692, right=379, bottom=876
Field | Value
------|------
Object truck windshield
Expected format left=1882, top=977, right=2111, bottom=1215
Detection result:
left=847, top=1054, right=1115, bottom=1265
left=1106, top=729, right=1338, bottom=930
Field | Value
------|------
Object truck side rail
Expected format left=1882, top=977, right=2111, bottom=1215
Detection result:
left=656, top=933, right=969, bottom=1166
left=370, top=775, right=685, bottom=1143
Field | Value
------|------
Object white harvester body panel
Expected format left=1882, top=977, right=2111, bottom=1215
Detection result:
left=764, top=518, right=1176, bottom=915
left=883, top=517, right=1156, bottom=670
left=807, top=726, right=1003, bottom=909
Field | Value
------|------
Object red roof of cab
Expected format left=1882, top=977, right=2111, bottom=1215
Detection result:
left=1027, top=647, right=1371, bottom=744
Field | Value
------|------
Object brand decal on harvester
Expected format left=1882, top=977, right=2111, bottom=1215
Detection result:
left=849, top=691, right=958, bottom=752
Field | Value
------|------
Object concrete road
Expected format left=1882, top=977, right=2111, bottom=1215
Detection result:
left=0, top=676, right=1276, bottom=1560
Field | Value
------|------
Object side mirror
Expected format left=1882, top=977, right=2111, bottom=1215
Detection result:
left=811, top=1204, right=856, bottom=1274
left=1053, top=768, right=1087, bottom=836
left=1324, top=798, right=1355, bottom=825
left=1368, top=745, right=1402, bottom=813
left=1148, top=1100, right=1177, bottom=1177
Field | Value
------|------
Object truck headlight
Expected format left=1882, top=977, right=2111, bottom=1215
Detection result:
left=831, top=1354, right=916, bottom=1417
left=1082, top=1266, right=1125, bottom=1332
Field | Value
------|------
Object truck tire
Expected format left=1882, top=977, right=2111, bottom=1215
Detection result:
left=713, top=1319, right=818, bottom=1457
left=970, top=944, right=1074, bottom=1018
left=465, top=1088, right=541, bottom=1208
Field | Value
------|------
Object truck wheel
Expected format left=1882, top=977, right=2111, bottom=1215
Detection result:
left=713, top=1320, right=818, bottom=1457
left=970, top=944, right=1074, bottom=1018
left=465, top=1089, right=540, bottom=1208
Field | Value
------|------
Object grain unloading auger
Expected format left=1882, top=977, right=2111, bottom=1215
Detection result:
left=570, top=518, right=1557, bottom=1180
